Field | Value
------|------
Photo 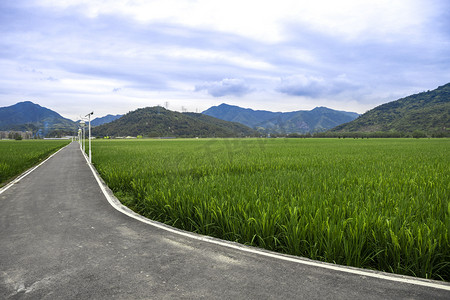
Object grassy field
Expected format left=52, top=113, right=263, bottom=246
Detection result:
left=0, top=139, right=70, bottom=187
left=91, top=138, right=449, bottom=280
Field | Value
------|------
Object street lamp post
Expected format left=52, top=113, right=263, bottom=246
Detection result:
left=80, top=120, right=86, bottom=154
left=85, top=112, right=93, bottom=163
left=78, top=129, right=82, bottom=148
left=79, top=112, right=93, bottom=163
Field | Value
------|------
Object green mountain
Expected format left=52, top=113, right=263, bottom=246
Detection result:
left=202, top=104, right=359, bottom=134
left=331, top=83, right=450, bottom=134
left=0, top=101, right=77, bottom=136
left=92, top=106, right=258, bottom=138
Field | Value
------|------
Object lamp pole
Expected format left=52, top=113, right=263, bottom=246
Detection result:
left=83, top=127, right=85, bottom=153
left=78, top=129, right=82, bottom=148
left=80, top=120, right=86, bottom=154
left=85, top=112, right=93, bottom=163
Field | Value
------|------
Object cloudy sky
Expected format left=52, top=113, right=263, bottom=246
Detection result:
left=1, top=0, right=449, bottom=120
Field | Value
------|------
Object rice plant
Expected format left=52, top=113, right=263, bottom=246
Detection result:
left=92, top=138, right=450, bottom=281
left=0, top=139, right=69, bottom=186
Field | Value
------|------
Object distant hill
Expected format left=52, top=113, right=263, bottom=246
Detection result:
left=0, top=101, right=77, bottom=136
left=91, top=114, right=123, bottom=126
left=331, top=83, right=450, bottom=134
left=92, top=106, right=258, bottom=138
left=202, top=104, right=359, bottom=134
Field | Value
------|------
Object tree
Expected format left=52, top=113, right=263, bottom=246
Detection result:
left=412, top=130, right=427, bottom=138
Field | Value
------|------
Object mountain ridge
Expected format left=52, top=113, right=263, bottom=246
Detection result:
left=202, top=104, right=359, bottom=134
left=92, top=106, right=258, bottom=138
left=330, top=83, right=450, bottom=134
left=91, top=114, right=123, bottom=126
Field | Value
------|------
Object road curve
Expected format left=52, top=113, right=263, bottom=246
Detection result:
left=1, top=142, right=449, bottom=299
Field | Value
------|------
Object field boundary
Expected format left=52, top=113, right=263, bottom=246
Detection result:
left=0, top=143, right=69, bottom=196
left=82, top=147, right=450, bottom=291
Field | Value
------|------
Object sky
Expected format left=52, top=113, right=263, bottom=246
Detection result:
left=1, top=0, right=449, bottom=121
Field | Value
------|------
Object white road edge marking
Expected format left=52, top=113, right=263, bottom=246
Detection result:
left=0, top=144, right=69, bottom=195
left=83, top=147, right=450, bottom=292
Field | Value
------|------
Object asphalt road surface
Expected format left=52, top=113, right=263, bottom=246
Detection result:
left=1, top=142, right=449, bottom=299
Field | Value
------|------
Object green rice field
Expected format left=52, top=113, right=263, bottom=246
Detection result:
left=0, top=139, right=70, bottom=187
left=91, top=138, right=450, bottom=280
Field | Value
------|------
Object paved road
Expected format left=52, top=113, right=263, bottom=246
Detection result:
left=1, top=142, right=449, bottom=299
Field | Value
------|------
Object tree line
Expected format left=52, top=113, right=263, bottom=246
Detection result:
left=273, top=130, right=450, bottom=138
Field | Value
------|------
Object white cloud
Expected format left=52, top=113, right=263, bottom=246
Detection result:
left=35, top=0, right=432, bottom=42
left=1, top=0, right=448, bottom=119
left=277, top=74, right=361, bottom=97
left=287, top=0, right=429, bottom=41
left=277, top=75, right=325, bottom=97
left=195, top=78, right=252, bottom=97
left=165, top=47, right=274, bottom=71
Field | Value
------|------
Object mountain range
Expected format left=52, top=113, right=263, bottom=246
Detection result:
left=1, top=82, right=448, bottom=138
left=92, top=106, right=257, bottom=138
left=202, top=104, right=359, bottom=134
left=331, top=83, right=450, bottom=134
left=1, top=101, right=360, bottom=137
